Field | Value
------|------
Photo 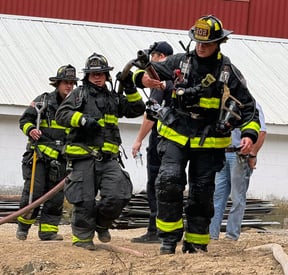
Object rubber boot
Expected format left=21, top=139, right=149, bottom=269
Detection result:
left=16, top=223, right=30, bottom=241
left=131, top=231, right=161, bottom=243
left=182, top=240, right=208, bottom=254
left=73, top=241, right=97, bottom=251
left=39, top=232, right=64, bottom=241
left=96, top=225, right=111, bottom=243
left=160, top=241, right=176, bottom=255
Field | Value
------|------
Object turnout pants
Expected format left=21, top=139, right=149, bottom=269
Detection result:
left=156, top=139, right=225, bottom=247
left=18, top=156, right=65, bottom=239
left=146, top=131, right=161, bottom=233
left=65, top=157, right=132, bottom=244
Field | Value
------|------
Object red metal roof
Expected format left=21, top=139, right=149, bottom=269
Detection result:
left=0, top=0, right=287, bottom=38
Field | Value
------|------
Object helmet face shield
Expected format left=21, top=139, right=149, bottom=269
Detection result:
left=189, top=15, right=233, bottom=43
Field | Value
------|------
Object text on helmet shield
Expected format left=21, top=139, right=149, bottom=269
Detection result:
left=194, top=20, right=210, bottom=41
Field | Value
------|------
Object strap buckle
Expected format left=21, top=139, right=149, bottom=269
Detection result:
left=91, top=150, right=103, bottom=161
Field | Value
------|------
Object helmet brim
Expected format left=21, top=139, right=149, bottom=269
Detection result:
left=49, top=76, right=79, bottom=82
left=189, top=28, right=233, bottom=43
left=82, top=66, right=114, bottom=73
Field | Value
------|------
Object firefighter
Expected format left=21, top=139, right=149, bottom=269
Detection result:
left=131, top=41, right=174, bottom=243
left=133, top=15, right=260, bottom=254
left=55, top=53, right=145, bottom=250
left=17, top=64, right=79, bottom=241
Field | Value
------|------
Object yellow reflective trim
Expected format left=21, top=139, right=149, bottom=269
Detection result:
left=172, top=90, right=177, bottom=99
left=40, top=119, right=67, bottom=129
left=184, top=231, right=210, bottom=245
left=157, top=122, right=189, bottom=146
left=156, top=218, right=184, bottom=232
left=132, top=69, right=145, bottom=84
left=190, top=136, right=231, bottom=148
left=157, top=121, right=231, bottom=148
left=126, top=91, right=142, bottom=102
left=214, top=21, right=221, bottom=31
left=217, top=51, right=222, bottom=60
left=23, top=122, right=34, bottom=136
left=65, top=144, right=118, bottom=155
left=97, top=118, right=105, bottom=127
left=37, top=145, right=59, bottom=159
left=104, top=114, right=118, bottom=125
left=17, top=216, right=36, bottom=225
left=65, top=145, right=100, bottom=155
left=241, top=121, right=260, bottom=133
left=199, top=97, right=220, bottom=109
left=71, top=111, right=83, bottom=127
left=206, top=19, right=213, bottom=28
left=72, top=235, right=93, bottom=244
left=102, top=142, right=119, bottom=154
left=39, top=223, right=58, bottom=233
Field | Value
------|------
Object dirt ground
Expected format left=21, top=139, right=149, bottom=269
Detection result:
left=0, top=224, right=288, bottom=275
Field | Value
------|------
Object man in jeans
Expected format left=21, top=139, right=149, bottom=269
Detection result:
left=210, top=103, right=266, bottom=241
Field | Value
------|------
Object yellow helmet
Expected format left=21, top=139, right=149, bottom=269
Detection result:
left=189, top=15, right=233, bottom=43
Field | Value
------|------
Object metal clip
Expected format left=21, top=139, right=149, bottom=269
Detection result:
left=91, top=150, right=103, bottom=161
left=237, top=152, right=248, bottom=164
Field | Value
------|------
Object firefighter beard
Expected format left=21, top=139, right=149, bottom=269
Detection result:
left=155, top=139, right=225, bottom=251
left=64, top=157, right=133, bottom=242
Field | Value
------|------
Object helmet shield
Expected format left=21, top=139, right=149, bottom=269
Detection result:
left=49, top=64, right=79, bottom=86
left=189, top=15, right=233, bottom=43
left=49, top=64, right=79, bottom=82
left=83, top=53, right=114, bottom=74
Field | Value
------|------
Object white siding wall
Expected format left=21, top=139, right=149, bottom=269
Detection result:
left=0, top=115, right=27, bottom=192
left=248, top=133, right=288, bottom=200
left=1, top=116, right=288, bottom=200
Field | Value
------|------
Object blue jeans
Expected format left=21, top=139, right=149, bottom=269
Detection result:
left=209, top=152, right=252, bottom=240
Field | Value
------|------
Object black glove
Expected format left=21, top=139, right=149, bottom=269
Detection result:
left=80, top=115, right=99, bottom=128
left=116, top=71, right=135, bottom=90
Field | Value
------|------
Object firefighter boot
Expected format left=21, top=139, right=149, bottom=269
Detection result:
left=96, top=225, right=111, bottom=243
left=39, top=232, right=64, bottom=241
left=182, top=240, right=208, bottom=254
left=73, top=241, right=97, bottom=251
left=16, top=223, right=30, bottom=241
left=131, top=231, right=161, bottom=243
left=160, top=241, right=176, bottom=255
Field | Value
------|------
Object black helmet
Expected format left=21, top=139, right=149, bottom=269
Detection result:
left=189, top=15, right=233, bottom=43
left=83, top=53, right=114, bottom=74
left=49, top=64, right=79, bottom=83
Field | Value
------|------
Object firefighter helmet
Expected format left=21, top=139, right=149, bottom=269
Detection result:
left=189, top=15, right=233, bottom=43
left=49, top=64, right=79, bottom=83
left=83, top=53, right=114, bottom=74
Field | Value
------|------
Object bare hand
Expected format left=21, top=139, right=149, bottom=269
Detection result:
left=132, top=141, right=142, bottom=158
left=29, top=129, right=42, bottom=140
left=239, top=137, right=253, bottom=155
left=142, top=74, right=165, bottom=89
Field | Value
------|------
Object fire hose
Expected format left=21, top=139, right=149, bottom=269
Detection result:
left=117, top=46, right=161, bottom=94
left=0, top=176, right=67, bottom=225
left=117, top=50, right=150, bottom=94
